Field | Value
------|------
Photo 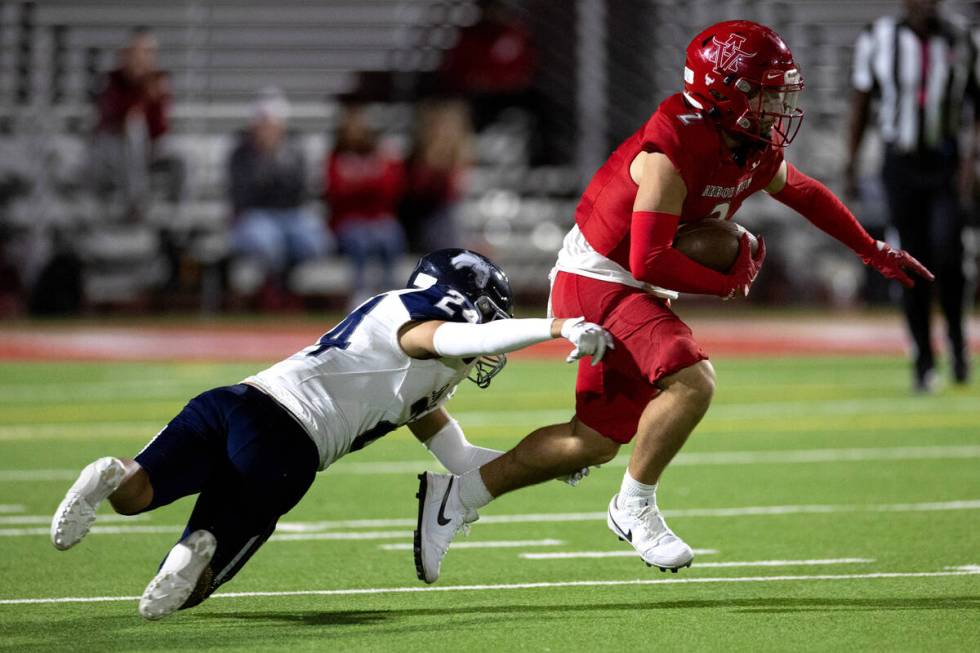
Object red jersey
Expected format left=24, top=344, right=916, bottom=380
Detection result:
left=325, top=150, right=404, bottom=230
left=95, top=69, right=170, bottom=141
left=571, top=94, right=782, bottom=276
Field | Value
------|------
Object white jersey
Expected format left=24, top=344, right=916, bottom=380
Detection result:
left=243, top=286, right=477, bottom=470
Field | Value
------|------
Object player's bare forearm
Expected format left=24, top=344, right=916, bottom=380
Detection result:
left=408, top=408, right=451, bottom=443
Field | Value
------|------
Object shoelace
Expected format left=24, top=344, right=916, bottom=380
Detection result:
left=457, top=508, right=480, bottom=537
left=631, top=503, right=677, bottom=545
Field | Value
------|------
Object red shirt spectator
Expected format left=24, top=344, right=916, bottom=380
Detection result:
left=325, top=106, right=404, bottom=231
left=96, top=69, right=169, bottom=141
left=94, top=30, right=170, bottom=141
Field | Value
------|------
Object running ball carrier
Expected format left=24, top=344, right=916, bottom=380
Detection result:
left=412, top=21, right=933, bottom=586
left=540, top=21, right=932, bottom=573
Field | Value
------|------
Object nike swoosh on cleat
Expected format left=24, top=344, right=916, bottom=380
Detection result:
left=436, top=477, right=455, bottom=526
left=608, top=511, right=632, bottom=542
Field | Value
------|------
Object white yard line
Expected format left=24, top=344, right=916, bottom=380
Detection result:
left=270, top=531, right=413, bottom=542
left=0, top=470, right=82, bottom=481
left=2, top=569, right=977, bottom=606
left=655, top=445, right=980, bottom=467
left=520, top=549, right=721, bottom=559
left=448, top=398, right=980, bottom=426
left=0, top=514, right=147, bottom=525
left=0, top=525, right=181, bottom=537
left=4, top=444, right=979, bottom=481
left=0, top=504, right=25, bottom=513
left=380, top=539, right=565, bottom=551
left=2, top=499, right=976, bottom=539
left=520, top=554, right=870, bottom=568
left=3, top=392, right=980, bottom=440
left=0, top=422, right=163, bottom=441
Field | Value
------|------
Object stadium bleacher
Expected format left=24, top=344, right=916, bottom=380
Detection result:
left=0, top=0, right=977, bottom=311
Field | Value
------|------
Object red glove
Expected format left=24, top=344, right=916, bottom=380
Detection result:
left=725, top=233, right=766, bottom=298
left=861, top=241, right=934, bottom=288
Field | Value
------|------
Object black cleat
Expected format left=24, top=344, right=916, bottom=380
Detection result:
left=412, top=473, right=428, bottom=582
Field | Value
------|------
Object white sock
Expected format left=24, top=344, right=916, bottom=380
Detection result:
left=458, top=468, right=493, bottom=510
left=619, top=470, right=657, bottom=507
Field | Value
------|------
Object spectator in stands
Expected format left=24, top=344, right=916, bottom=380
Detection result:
left=90, top=27, right=185, bottom=221
left=438, top=0, right=538, bottom=131
left=229, top=88, right=331, bottom=305
left=846, top=0, right=977, bottom=391
left=400, top=100, right=472, bottom=253
left=325, top=102, right=406, bottom=307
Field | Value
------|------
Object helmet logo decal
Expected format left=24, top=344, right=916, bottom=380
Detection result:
left=450, top=251, right=490, bottom=287
left=711, top=34, right=756, bottom=73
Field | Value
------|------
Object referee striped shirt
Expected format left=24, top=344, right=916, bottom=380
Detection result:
left=852, top=15, right=979, bottom=153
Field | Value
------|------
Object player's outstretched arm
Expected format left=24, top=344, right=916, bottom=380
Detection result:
left=629, top=153, right=762, bottom=297
left=766, top=161, right=934, bottom=287
left=398, top=317, right=613, bottom=365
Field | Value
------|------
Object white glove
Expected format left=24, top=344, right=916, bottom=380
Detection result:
left=560, top=317, right=614, bottom=365
left=558, top=465, right=596, bottom=487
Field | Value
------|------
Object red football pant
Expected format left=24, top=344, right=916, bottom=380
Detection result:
left=550, top=272, right=708, bottom=443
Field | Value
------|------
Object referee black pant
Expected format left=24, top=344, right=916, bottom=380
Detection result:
left=882, top=147, right=969, bottom=381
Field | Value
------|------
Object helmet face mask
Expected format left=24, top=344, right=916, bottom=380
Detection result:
left=469, top=354, right=506, bottom=389
left=739, top=68, right=804, bottom=146
left=683, top=20, right=805, bottom=147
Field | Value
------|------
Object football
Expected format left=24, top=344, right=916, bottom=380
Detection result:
left=673, top=219, right=759, bottom=273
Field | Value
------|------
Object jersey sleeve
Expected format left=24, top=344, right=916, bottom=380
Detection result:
left=398, top=284, right=482, bottom=325
left=851, top=23, right=876, bottom=93
left=640, top=109, right=701, bottom=192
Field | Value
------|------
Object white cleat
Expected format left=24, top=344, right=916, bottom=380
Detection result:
left=139, top=529, right=217, bottom=621
left=50, top=457, right=126, bottom=551
left=413, top=471, right=477, bottom=584
left=607, top=493, right=694, bottom=572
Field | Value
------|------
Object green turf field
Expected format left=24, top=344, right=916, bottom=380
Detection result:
left=0, top=356, right=978, bottom=651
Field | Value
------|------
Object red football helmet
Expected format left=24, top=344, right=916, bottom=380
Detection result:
left=683, top=20, right=804, bottom=147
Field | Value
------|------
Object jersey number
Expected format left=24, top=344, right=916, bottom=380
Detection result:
left=708, top=202, right=730, bottom=221
left=307, top=295, right=384, bottom=357
left=435, top=289, right=480, bottom=323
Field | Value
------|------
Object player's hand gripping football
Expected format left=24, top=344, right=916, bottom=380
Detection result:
left=560, top=317, right=614, bottom=365
left=861, top=240, right=934, bottom=288
left=725, top=233, right=766, bottom=299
